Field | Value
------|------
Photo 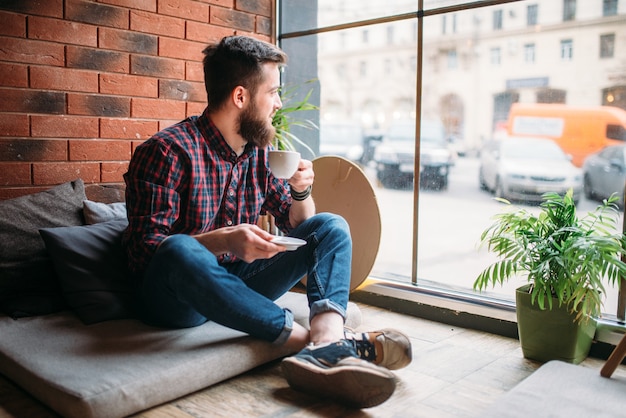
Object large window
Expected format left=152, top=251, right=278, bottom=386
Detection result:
left=279, top=0, right=626, bottom=324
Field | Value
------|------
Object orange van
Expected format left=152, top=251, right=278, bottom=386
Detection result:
left=506, top=103, right=626, bottom=166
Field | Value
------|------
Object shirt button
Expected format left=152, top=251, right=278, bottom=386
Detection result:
left=226, top=220, right=233, bottom=226
left=229, top=190, right=234, bottom=197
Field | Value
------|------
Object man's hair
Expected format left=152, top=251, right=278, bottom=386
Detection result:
left=202, top=36, right=287, bottom=110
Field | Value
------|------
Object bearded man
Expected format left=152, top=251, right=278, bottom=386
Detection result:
left=122, top=35, right=411, bottom=408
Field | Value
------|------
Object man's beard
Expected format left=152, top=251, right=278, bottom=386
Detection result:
left=238, top=101, right=275, bottom=148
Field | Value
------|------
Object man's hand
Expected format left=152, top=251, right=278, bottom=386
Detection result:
left=288, top=159, right=314, bottom=193
left=194, top=224, right=286, bottom=263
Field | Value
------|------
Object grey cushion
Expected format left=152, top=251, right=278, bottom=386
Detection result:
left=0, top=179, right=86, bottom=317
left=39, top=219, right=134, bottom=325
left=0, top=293, right=362, bottom=418
left=83, top=200, right=127, bottom=225
left=481, top=360, right=626, bottom=418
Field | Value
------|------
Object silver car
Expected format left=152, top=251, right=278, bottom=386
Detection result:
left=479, top=136, right=583, bottom=203
left=582, top=144, right=626, bottom=206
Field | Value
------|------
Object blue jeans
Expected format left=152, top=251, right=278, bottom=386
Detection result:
left=137, top=213, right=352, bottom=345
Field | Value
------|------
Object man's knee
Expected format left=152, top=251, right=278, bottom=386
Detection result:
left=311, top=212, right=350, bottom=235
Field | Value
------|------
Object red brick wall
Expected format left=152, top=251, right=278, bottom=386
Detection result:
left=0, top=0, right=274, bottom=200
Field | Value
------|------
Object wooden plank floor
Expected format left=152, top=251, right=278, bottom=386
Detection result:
left=1, top=302, right=625, bottom=418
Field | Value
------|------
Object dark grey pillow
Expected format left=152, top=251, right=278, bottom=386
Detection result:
left=0, top=179, right=86, bottom=317
left=39, top=219, right=134, bottom=325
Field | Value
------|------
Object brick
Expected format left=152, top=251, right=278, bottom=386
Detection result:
left=159, top=37, right=205, bottom=61
left=67, top=46, right=130, bottom=73
left=0, top=114, right=29, bottom=136
left=101, top=161, right=129, bottom=182
left=131, top=98, right=186, bottom=119
left=0, top=0, right=63, bottom=18
left=158, top=119, right=180, bottom=130
left=70, top=139, right=131, bottom=161
left=100, top=73, right=158, bottom=97
left=211, top=6, right=255, bottom=32
left=67, top=93, right=131, bottom=117
left=257, top=15, right=271, bottom=36
left=130, top=55, right=184, bottom=79
left=97, top=0, right=156, bottom=12
left=186, top=61, right=204, bottom=82
left=99, top=27, right=157, bottom=55
left=31, top=115, right=99, bottom=138
left=0, top=88, right=65, bottom=114
left=0, top=138, right=67, bottom=161
left=187, top=101, right=206, bottom=117
left=33, top=161, right=100, bottom=185
left=159, top=79, right=205, bottom=102
left=0, top=186, right=51, bottom=200
left=185, top=20, right=234, bottom=43
left=130, top=10, right=184, bottom=38
left=0, top=10, right=26, bottom=37
left=100, top=118, right=158, bottom=139
left=0, top=162, right=31, bottom=186
left=0, top=63, right=28, bottom=87
left=236, top=0, right=271, bottom=17
left=158, top=0, right=209, bottom=22
left=0, top=36, right=64, bottom=66
left=30, top=66, right=98, bottom=93
left=66, top=0, right=129, bottom=29
left=204, top=0, right=234, bottom=7
left=130, top=140, right=145, bottom=153
left=28, top=16, right=97, bottom=47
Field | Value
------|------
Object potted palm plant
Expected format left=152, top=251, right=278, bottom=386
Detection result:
left=267, top=82, right=318, bottom=179
left=474, top=189, right=626, bottom=364
left=272, top=83, right=318, bottom=154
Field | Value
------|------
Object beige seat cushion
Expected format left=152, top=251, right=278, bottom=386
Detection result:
left=0, top=292, right=361, bottom=418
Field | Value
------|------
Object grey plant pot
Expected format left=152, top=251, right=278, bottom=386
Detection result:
left=516, top=285, right=597, bottom=364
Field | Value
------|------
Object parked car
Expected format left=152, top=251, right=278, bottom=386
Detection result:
left=373, top=119, right=454, bottom=190
left=478, top=136, right=583, bottom=203
left=318, top=122, right=364, bottom=163
left=582, top=144, right=626, bottom=206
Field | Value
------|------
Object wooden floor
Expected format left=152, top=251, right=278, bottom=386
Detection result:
left=1, top=302, right=625, bottom=418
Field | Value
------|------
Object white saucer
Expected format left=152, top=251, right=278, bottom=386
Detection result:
left=271, top=236, right=306, bottom=251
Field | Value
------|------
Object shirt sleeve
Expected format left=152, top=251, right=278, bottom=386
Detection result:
left=262, top=175, right=293, bottom=233
left=122, top=138, right=183, bottom=273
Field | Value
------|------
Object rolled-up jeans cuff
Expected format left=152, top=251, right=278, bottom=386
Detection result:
left=309, top=299, right=346, bottom=323
left=272, top=308, right=294, bottom=346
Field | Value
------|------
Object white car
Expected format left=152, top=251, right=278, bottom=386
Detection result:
left=478, top=136, right=583, bottom=203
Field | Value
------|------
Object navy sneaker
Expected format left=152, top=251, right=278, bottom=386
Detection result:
left=345, top=328, right=413, bottom=370
left=281, top=339, right=396, bottom=408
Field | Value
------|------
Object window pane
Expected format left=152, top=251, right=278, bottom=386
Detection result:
left=600, top=34, right=615, bottom=58
left=280, top=0, right=626, bottom=317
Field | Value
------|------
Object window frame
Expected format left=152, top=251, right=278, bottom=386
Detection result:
left=277, top=0, right=626, bottom=343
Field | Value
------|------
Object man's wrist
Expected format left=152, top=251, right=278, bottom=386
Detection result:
left=290, top=185, right=312, bottom=201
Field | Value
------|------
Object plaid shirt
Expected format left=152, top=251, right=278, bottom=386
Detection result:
left=122, top=108, right=292, bottom=274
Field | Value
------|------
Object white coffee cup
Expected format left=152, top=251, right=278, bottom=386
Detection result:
left=268, top=150, right=300, bottom=178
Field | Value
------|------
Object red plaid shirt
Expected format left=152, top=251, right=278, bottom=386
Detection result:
left=122, top=108, right=292, bottom=274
